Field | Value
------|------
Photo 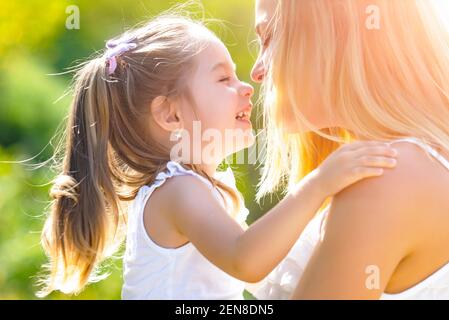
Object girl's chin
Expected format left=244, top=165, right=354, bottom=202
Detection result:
left=235, top=118, right=253, bottom=128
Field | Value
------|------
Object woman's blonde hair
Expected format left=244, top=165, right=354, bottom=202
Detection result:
left=258, top=0, right=449, bottom=199
left=36, top=14, right=241, bottom=297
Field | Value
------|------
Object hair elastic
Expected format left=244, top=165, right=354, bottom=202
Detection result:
left=104, top=38, right=137, bottom=75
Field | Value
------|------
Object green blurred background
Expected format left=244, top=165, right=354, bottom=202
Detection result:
left=0, top=0, right=279, bottom=299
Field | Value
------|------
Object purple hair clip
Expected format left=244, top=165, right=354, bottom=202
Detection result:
left=105, top=37, right=137, bottom=75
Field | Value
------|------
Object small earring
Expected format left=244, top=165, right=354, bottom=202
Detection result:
left=173, top=128, right=182, bottom=140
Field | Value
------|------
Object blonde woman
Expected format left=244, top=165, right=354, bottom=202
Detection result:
left=249, top=0, right=449, bottom=299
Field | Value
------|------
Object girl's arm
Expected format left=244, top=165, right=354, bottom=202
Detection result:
left=163, top=141, right=398, bottom=282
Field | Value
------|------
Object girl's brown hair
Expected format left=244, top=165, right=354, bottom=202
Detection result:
left=36, top=14, right=241, bottom=297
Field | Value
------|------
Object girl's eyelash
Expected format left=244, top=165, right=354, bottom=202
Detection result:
left=219, top=77, right=231, bottom=82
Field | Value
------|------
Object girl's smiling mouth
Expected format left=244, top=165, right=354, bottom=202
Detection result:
left=235, top=105, right=252, bottom=124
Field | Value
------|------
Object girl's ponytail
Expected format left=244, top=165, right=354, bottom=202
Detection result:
left=38, top=58, right=123, bottom=296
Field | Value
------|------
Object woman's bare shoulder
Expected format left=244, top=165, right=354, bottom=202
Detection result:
left=326, top=141, right=449, bottom=246
left=334, top=140, right=447, bottom=206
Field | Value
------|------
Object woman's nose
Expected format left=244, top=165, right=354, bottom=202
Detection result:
left=251, top=58, right=265, bottom=83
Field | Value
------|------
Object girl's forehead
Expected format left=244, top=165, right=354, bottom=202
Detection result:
left=195, top=39, right=234, bottom=72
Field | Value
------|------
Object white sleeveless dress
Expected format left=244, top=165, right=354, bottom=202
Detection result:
left=250, top=137, right=449, bottom=300
left=121, top=161, right=250, bottom=299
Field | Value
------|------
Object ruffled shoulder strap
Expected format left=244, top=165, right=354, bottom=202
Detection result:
left=155, top=161, right=241, bottom=191
left=154, top=161, right=213, bottom=186
left=134, top=161, right=211, bottom=202
left=135, top=161, right=248, bottom=225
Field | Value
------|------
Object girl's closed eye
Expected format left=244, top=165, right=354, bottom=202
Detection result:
left=219, top=72, right=237, bottom=84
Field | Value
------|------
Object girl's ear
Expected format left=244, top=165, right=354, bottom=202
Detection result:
left=149, top=96, right=183, bottom=132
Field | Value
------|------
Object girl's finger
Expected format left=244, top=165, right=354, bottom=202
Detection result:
left=352, top=167, right=385, bottom=178
left=358, top=156, right=397, bottom=168
left=343, top=141, right=390, bottom=151
left=352, top=146, right=398, bottom=158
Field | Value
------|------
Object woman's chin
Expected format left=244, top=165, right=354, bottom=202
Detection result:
left=281, top=118, right=305, bottom=134
left=282, top=116, right=330, bottom=134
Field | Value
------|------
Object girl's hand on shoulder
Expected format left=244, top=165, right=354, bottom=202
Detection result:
left=315, top=141, right=399, bottom=197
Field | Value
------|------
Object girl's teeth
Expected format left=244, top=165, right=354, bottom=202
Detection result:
left=236, top=111, right=250, bottom=121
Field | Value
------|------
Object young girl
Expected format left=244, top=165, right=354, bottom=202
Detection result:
left=36, top=14, right=399, bottom=299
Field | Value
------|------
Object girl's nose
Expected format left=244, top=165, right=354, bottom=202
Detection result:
left=240, top=82, right=254, bottom=97
left=251, top=58, right=265, bottom=83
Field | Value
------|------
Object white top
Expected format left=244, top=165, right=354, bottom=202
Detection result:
left=250, top=137, right=449, bottom=300
left=121, top=161, right=250, bottom=300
